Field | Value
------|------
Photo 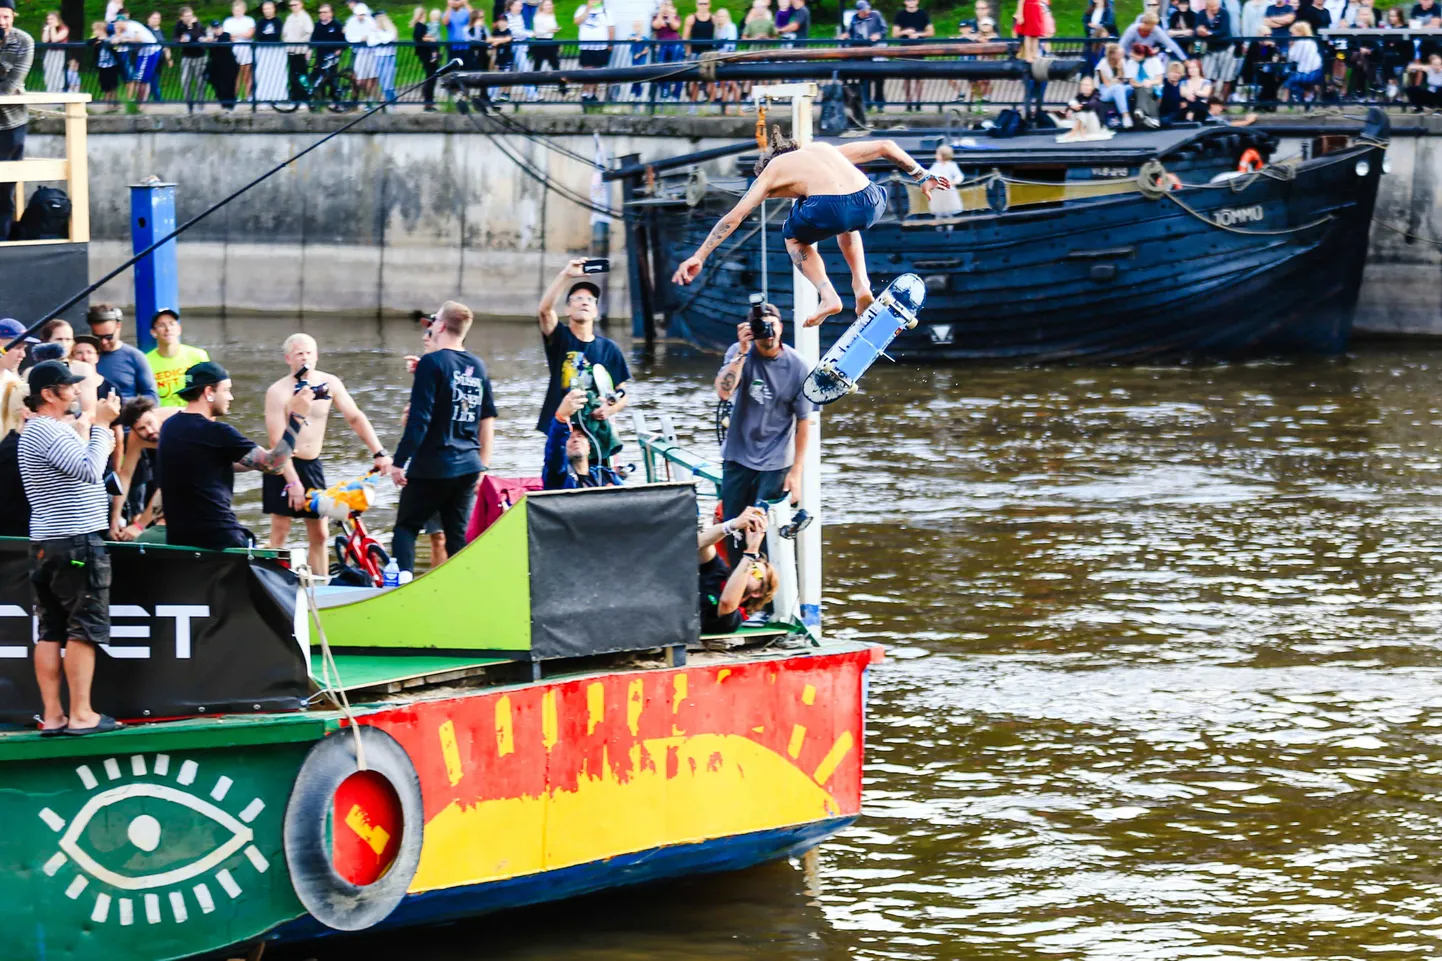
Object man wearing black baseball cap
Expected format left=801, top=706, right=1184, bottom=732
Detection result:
left=156, top=361, right=313, bottom=550
left=18, top=360, right=124, bottom=735
left=535, top=258, right=632, bottom=441
left=0, top=0, right=33, bottom=240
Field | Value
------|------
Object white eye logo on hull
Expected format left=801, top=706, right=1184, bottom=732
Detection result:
left=37, top=755, right=269, bottom=926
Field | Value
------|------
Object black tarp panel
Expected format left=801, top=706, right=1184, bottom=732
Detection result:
left=0, top=541, right=308, bottom=724
left=0, top=243, right=88, bottom=326
left=526, top=483, right=700, bottom=659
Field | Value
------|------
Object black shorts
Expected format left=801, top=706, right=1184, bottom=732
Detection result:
left=30, top=534, right=111, bottom=645
left=579, top=47, right=610, bottom=68
left=262, top=456, right=327, bottom=518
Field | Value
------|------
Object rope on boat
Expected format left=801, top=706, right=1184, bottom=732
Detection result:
left=303, top=575, right=368, bottom=772
left=1370, top=217, right=1442, bottom=247
left=1161, top=189, right=1335, bottom=236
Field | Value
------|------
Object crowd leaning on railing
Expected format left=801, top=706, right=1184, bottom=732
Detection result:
left=6, top=0, right=1442, bottom=111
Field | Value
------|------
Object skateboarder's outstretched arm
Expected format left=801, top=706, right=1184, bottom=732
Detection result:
left=672, top=170, right=774, bottom=286
left=836, top=139, right=953, bottom=197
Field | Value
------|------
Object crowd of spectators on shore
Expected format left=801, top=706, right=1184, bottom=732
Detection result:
left=8, top=0, right=1442, bottom=110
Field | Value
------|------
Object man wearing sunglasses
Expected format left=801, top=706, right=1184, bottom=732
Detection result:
left=86, top=305, right=158, bottom=403
left=536, top=259, right=632, bottom=447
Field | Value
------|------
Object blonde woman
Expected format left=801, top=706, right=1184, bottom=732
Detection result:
left=1283, top=20, right=1322, bottom=102
left=41, top=11, right=70, bottom=93
left=1095, top=40, right=1131, bottom=127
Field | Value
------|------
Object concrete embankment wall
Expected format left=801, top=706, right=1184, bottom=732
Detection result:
left=29, top=113, right=1442, bottom=331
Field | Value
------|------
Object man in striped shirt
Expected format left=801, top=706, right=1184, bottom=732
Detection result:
left=18, top=361, right=124, bottom=736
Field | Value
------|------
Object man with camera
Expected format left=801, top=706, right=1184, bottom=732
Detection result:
left=263, top=333, right=392, bottom=576
left=715, top=299, right=814, bottom=525
left=536, top=259, right=632, bottom=441
left=158, top=362, right=313, bottom=550
left=19, top=360, right=123, bottom=735
left=543, top=388, right=625, bottom=490
left=386, top=302, right=497, bottom=575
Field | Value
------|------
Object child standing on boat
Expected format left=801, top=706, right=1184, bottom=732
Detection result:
left=672, top=130, right=951, bottom=327
left=927, top=145, right=963, bottom=216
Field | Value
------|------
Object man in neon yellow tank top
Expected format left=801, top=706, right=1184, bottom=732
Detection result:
left=144, top=309, right=210, bottom=407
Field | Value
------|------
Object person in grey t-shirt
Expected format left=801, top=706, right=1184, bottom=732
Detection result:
left=715, top=302, right=815, bottom=524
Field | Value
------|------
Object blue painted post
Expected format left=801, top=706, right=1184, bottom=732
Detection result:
left=130, top=181, right=179, bottom=353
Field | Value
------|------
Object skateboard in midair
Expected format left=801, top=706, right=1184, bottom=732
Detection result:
left=802, top=273, right=926, bottom=405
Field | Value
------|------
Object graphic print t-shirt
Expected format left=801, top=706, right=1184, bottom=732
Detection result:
left=536, top=324, right=632, bottom=433
left=395, top=348, right=498, bottom=479
left=146, top=344, right=211, bottom=407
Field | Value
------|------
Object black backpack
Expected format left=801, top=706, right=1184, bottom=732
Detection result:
left=13, top=186, right=71, bottom=241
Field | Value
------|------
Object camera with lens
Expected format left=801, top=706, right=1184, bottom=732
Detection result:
left=293, top=364, right=331, bottom=401
left=747, top=292, right=776, bottom=341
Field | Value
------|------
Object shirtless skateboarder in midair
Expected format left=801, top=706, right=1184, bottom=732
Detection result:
left=672, top=129, right=951, bottom=328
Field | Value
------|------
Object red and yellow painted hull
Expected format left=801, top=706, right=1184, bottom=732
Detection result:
left=308, top=644, right=881, bottom=933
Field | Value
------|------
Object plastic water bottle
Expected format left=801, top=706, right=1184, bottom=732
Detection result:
left=382, top=559, right=400, bottom=588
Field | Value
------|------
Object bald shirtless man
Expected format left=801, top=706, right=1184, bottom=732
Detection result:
left=263, top=334, right=392, bottom=576
left=672, top=131, right=950, bottom=328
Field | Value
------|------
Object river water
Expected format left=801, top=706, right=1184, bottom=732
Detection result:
left=185, top=315, right=1442, bottom=961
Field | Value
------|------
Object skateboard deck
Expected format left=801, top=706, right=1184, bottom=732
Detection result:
left=803, top=273, right=926, bottom=405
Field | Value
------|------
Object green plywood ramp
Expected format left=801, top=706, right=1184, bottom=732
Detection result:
left=0, top=712, right=339, bottom=763
left=317, top=501, right=532, bottom=651
left=314, top=654, right=510, bottom=693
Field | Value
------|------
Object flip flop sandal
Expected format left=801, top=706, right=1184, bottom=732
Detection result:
left=34, top=715, right=68, bottom=737
left=63, top=715, right=125, bottom=736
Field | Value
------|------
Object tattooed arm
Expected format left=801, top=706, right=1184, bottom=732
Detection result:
left=236, top=389, right=314, bottom=474
left=672, top=172, right=772, bottom=286
left=715, top=324, right=754, bottom=401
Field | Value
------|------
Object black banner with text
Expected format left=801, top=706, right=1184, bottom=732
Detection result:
left=0, top=540, right=309, bottom=725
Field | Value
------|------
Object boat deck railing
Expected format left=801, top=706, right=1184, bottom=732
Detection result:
left=631, top=410, right=724, bottom=499
left=0, top=93, right=91, bottom=248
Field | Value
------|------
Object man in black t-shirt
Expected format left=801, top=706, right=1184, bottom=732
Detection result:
left=892, top=0, right=934, bottom=110
left=386, top=301, right=498, bottom=573
left=535, top=259, right=633, bottom=438
left=157, top=362, right=313, bottom=550
left=696, top=507, right=776, bottom=635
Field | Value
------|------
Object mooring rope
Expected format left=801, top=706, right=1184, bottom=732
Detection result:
left=303, top=574, right=368, bottom=772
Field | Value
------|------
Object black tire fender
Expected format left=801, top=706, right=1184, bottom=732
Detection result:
left=283, top=726, right=424, bottom=931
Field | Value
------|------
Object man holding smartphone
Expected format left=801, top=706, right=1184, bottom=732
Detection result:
left=535, top=258, right=632, bottom=443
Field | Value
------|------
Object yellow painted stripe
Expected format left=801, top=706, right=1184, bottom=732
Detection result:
left=438, top=720, right=463, bottom=786
left=627, top=679, right=644, bottom=736
left=717, top=669, right=731, bottom=683
left=801, top=684, right=816, bottom=706
left=344, top=804, right=392, bottom=856
left=812, top=731, right=854, bottom=786
left=587, top=683, right=604, bottom=736
left=542, top=690, right=558, bottom=750
left=495, top=696, right=514, bottom=757
left=672, top=674, right=688, bottom=714
left=787, top=724, right=807, bottom=759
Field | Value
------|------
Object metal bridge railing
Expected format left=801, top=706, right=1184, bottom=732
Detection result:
left=20, top=33, right=1442, bottom=111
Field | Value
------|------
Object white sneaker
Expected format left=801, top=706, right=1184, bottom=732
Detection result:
left=1122, top=113, right=1134, bottom=128
left=1386, top=81, right=1399, bottom=99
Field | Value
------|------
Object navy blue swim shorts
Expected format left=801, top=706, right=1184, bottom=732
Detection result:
left=780, top=182, right=889, bottom=246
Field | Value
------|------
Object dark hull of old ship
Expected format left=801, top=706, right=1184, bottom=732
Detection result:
left=634, top=132, right=1386, bottom=363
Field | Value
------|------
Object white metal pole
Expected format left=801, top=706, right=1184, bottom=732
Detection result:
left=788, top=88, right=823, bottom=638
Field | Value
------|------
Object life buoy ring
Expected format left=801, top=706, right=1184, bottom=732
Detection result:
left=1238, top=148, right=1264, bottom=173
left=283, top=726, right=424, bottom=932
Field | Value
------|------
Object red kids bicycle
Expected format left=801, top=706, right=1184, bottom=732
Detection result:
left=325, top=471, right=390, bottom=587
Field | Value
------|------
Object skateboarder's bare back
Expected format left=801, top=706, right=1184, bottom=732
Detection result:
left=672, top=132, right=950, bottom=328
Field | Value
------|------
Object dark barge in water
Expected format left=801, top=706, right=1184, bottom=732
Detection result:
left=619, top=111, right=1391, bottom=362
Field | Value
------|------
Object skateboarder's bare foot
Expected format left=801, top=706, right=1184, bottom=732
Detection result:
left=855, top=289, right=875, bottom=316
left=804, top=289, right=843, bottom=328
